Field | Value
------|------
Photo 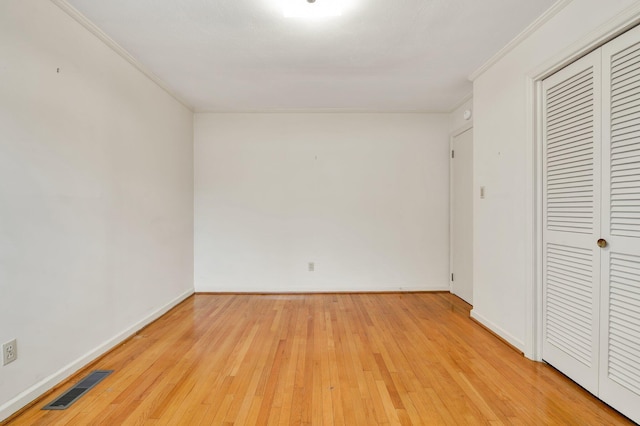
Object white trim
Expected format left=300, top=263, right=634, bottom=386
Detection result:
left=194, top=285, right=451, bottom=293
left=450, top=122, right=473, bottom=139
left=449, top=134, right=455, bottom=293
left=50, top=0, right=194, bottom=112
left=524, top=3, right=640, bottom=362
left=470, top=309, right=525, bottom=351
left=468, top=0, right=573, bottom=82
left=449, top=124, right=473, bottom=297
left=450, top=120, right=474, bottom=136
left=0, top=289, right=194, bottom=423
left=195, top=289, right=452, bottom=295
left=197, top=108, right=449, bottom=114
left=528, top=3, right=640, bottom=81
left=524, top=77, right=545, bottom=361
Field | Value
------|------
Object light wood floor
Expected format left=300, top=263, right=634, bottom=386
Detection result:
left=6, top=293, right=633, bottom=425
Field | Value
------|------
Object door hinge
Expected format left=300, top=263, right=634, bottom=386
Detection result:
left=451, top=150, right=455, bottom=159
left=451, top=273, right=454, bottom=281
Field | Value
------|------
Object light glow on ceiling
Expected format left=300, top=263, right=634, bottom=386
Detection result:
left=282, top=0, right=342, bottom=19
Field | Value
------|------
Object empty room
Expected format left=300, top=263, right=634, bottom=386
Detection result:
left=2, top=0, right=640, bottom=424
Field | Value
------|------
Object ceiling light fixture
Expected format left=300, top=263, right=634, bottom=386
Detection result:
left=283, top=0, right=342, bottom=19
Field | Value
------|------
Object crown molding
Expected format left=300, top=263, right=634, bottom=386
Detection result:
left=528, top=2, right=640, bottom=81
left=468, top=0, right=573, bottom=82
left=50, top=0, right=194, bottom=112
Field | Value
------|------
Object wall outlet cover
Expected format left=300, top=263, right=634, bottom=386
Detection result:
left=3, top=339, right=17, bottom=365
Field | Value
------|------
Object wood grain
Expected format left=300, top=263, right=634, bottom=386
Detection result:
left=4, top=293, right=633, bottom=425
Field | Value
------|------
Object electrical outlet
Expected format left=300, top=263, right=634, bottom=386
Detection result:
left=3, top=339, right=17, bottom=366
left=308, top=262, right=315, bottom=272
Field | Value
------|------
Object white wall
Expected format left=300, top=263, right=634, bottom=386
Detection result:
left=450, top=96, right=473, bottom=133
left=195, top=113, right=450, bottom=292
left=472, top=0, right=637, bottom=352
left=0, top=0, right=194, bottom=420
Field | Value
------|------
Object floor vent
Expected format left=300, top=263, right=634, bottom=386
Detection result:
left=42, top=370, right=113, bottom=410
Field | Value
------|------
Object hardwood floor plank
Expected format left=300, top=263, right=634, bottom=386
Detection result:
left=4, top=293, right=634, bottom=425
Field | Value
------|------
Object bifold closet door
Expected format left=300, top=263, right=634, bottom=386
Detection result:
left=600, top=25, right=640, bottom=423
left=542, top=49, right=602, bottom=395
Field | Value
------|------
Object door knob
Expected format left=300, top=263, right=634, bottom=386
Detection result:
left=597, top=239, right=607, bottom=248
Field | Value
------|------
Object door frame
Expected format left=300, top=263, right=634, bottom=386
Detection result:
left=450, top=123, right=473, bottom=297
left=525, top=6, right=640, bottom=361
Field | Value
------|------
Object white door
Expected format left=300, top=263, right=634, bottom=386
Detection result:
left=599, top=25, right=640, bottom=423
left=542, top=49, right=602, bottom=395
left=451, top=127, right=473, bottom=305
left=542, top=24, right=640, bottom=423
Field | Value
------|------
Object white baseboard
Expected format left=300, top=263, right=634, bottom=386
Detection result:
left=0, top=288, right=194, bottom=422
left=194, top=284, right=450, bottom=293
left=470, top=309, right=525, bottom=352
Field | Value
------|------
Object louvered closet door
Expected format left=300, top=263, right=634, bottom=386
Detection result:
left=542, top=49, right=602, bottom=395
left=599, top=24, right=640, bottom=423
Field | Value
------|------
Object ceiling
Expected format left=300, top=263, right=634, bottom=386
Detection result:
left=64, top=0, right=558, bottom=112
